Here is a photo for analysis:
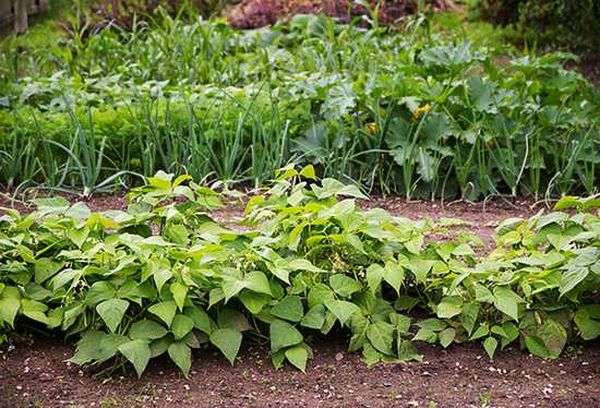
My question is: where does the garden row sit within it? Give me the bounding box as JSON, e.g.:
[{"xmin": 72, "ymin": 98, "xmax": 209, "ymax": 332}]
[
  {"xmin": 0, "ymin": 168, "xmax": 599, "ymax": 376},
  {"xmin": 1, "ymin": 14, "xmax": 599, "ymax": 199}
]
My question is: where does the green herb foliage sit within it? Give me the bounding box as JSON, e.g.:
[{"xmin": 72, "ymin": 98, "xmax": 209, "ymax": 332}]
[{"xmin": 0, "ymin": 13, "xmax": 598, "ymax": 198}]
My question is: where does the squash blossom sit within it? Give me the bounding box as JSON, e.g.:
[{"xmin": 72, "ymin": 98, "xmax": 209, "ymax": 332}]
[
  {"xmin": 413, "ymin": 103, "xmax": 432, "ymax": 120},
  {"xmin": 366, "ymin": 122, "xmax": 377, "ymax": 134}
]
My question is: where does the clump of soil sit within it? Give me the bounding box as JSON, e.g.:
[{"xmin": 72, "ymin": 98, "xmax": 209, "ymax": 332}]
[{"xmin": 226, "ymin": 0, "xmax": 457, "ymax": 29}]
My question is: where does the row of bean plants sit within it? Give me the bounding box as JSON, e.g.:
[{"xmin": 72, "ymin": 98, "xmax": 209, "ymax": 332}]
[{"xmin": 0, "ymin": 168, "xmax": 598, "ymax": 376}]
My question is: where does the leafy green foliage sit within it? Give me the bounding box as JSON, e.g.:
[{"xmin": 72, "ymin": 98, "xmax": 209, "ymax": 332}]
[
  {"xmin": 0, "ymin": 170, "xmax": 599, "ymax": 377},
  {"xmin": 0, "ymin": 14, "xmax": 598, "ymax": 199}
]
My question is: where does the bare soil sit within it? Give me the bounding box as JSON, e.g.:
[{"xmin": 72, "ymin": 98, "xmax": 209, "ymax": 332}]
[
  {"xmin": 1, "ymin": 335, "xmax": 599, "ymax": 408},
  {"xmin": 3, "ymin": 194, "xmax": 593, "ymax": 408}
]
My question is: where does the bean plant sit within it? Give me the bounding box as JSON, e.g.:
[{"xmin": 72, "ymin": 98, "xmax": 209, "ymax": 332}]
[{"xmin": 0, "ymin": 168, "xmax": 598, "ymax": 376}]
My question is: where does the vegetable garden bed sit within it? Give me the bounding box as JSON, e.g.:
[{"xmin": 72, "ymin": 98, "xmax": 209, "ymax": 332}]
[{"xmin": 0, "ymin": 169, "xmax": 599, "ymax": 407}]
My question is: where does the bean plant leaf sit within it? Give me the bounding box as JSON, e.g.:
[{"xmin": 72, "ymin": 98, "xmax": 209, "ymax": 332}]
[
  {"xmin": 129, "ymin": 319, "xmax": 168, "ymax": 340},
  {"xmin": 96, "ymin": 299, "xmax": 129, "ymax": 333},
  {"xmin": 524, "ymin": 335, "xmax": 550, "ymax": 359},
  {"xmin": 324, "ymin": 299, "xmax": 360, "ymax": 325},
  {"xmin": 574, "ymin": 305, "xmax": 600, "ymax": 340},
  {"xmin": 34, "ymin": 259, "xmax": 64, "ymax": 284},
  {"xmin": 172, "ymin": 314, "xmax": 194, "ymax": 340},
  {"xmin": 537, "ymin": 319, "xmax": 567, "ymax": 358},
  {"xmin": 168, "ymin": 342, "xmax": 192, "ymax": 377},
  {"xmin": 329, "ymin": 275, "xmax": 362, "ymax": 297},
  {"xmin": 210, "ymin": 328, "xmax": 243, "ymax": 365},
  {"xmin": 483, "ymin": 336, "xmax": 498, "ymax": 359},
  {"xmin": 493, "ymin": 287, "xmax": 522, "ymax": 321},
  {"xmin": 149, "ymin": 301, "xmax": 178, "ymax": 327},
  {"xmin": 271, "ymin": 296, "xmax": 304, "ymax": 322},
  {"xmin": 118, "ymin": 339, "xmax": 151, "ymax": 378},
  {"xmin": 270, "ymin": 319, "xmax": 303, "ymax": 353},
  {"xmin": 0, "ymin": 297, "xmax": 21, "ymax": 327},
  {"xmin": 366, "ymin": 321, "xmax": 394, "ymax": 355},
  {"xmin": 170, "ymin": 282, "xmax": 189, "ymax": 311},
  {"xmin": 383, "ymin": 262, "xmax": 404, "ymax": 295},
  {"xmin": 559, "ymin": 267, "xmax": 589, "ymax": 297},
  {"xmin": 437, "ymin": 296, "xmax": 463, "ymax": 319},
  {"xmin": 300, "ymin": 305, "xmax": 326, "ymax": 329},
  {"xmin": 439, "ymin": 327, "xmax": 456, "ymax": 348},
  {"xmin": 285, "ymin": 344, "xmax": 309, "ymax": 372},
  {"xmin": 459, "ymin": 302, "xmax": 479, "ymax": 336}
]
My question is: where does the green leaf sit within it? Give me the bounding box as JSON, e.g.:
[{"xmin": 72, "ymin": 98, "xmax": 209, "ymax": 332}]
[
  {"xmin": 118, "ymin": 339, "xmax": 151, "ymax": 378},
  {"xmin": 270, "ymin": 319, "xmax": 303, "ymax": 353},
  {"xmin": 0, "ymin": 297, "xmax": 21, "ymax": 327},
  {"xmin": 185, "ymin": 306, "xmax": 215, "ymax": 335},
  {"xmin": 85, "ymin": 282, "xmax": 116, "ymax": 306},
  {"xmin": 244, "ymin": 271, "xmax": 273, "ymax": 296},
  {"xmin": 483, "ymin": 336, "xmax": 498, "ymax": 359},
  {"xmin": 525, "ymin": 335, "xmax": 550, "ymax": 359},
  {"xmin": 222, "ymin": 279, "xmax": 246, "ymax": 302},
  {"xmin": 329, "ymin": 274, "xmax": 362, "ymax": 297},
  {"xmin": 217, "ymin": 309, "xmax": 252, "ymax": 332},
  {"xmin": 366, "ymin": 321, "xmax": 394, "ymax": 355},
  {"xmin": 499, "ymin": 230, "xmax": 521, "ymax": 246},
  {"xmin": 500, "ymin": 322, "xmax": 520, "ymax": 349},
  {"xmin": 474, "ymin": 284, "xmax": 494, "ymax": 303},
  {"xmin": 324, "ymin": 299, "xmax": 359, "ymax": 325},
  {"xmin": 129, "ymin": 319, "xmax": 167, "ymax": 340},
  {"xmin": 559, "ymin": 267, "xmax": 589, "ymax": 297},
  {"xmin": 397, "ymin": 340, "xmax": 423, "ymax": 362},
  {"xmin": 389, "ymin": 313, "xmax": 411, "ymax": 335},
  {"xmin": 153, "ymin": 268, "xmax": 172, "ymax": 293},
  {"xmin": 554, "ymin": 196, "xmax": 580, "ymax": 210},
  {"xmin": 439, "ymin": 327, "xmax": 456, "ymax": 348},
  {"xmin": 394, "ymin": 295, "xmax": 420, "ymax": 312},
  {"xmin": 382, "ymin": 262, "xmax": 404, "ymax": 295},
  {"xmin": 20, "ymin": 299, "xmax": 48, "ymax": 324},
  {"xmin": 470, "ymin": 324, "xmax": 489, "ymax": 340},
  {"xmin": 170, "ymin": 282, "xmax": 188, "ymax": 311},
  {"xmin": 574, "ymin": 305, "xmax": 600, "ymax": 340},
  {"xmin": 168, "ymin": 342, "xmax": 192, "ymax": 377},
  {"xmin": 172, "ymin": 314, "xmax": 194, "ymax": 340},
  {"xmin": 210, "ymin": 328, "xmax": 243, "ymax": 365},
  {"xmin": 150, "ymin": 337, "xmax": 171, "ymax": 358},
  {"xmin": 459, "ymin": 302, "xmax": 479, "ymax": 336},
  {"xmin": 96, "ymin": 299, "xmax": 129, "ymax": 333},
  {"xmin": 70, "ymin": 331, "xmax": 128, "ymax": 365},
  {"xmin": 537, "ymin": 319, "xmax": 567, "ymax": 358},
  {"xmin": 34, "ymin": 259, "xmax": 64, "ymax": 284},
  {"xmin": 436, "ymin": 296, "xmax": 463, "ymax": 319},
  {"xmin": 148, "ymin": 301, "xmax": 178, "ymax": 327},
  {"xmin": 361, "ymin": 342, "xmax": 382, "ymax": 366},
  {"xmin": 413, "ymin": 328, "xmax": 437, "ymax": 343},
  {"xmin": 299, "ymin": 164, "xmax": 317, "ymax": 180},
  {"xmin": 493, "ymin": 287, "xmax": 521, "ymax": 321},
  {"xmin": 271, "ymin": 296, "xmax": 304, "ymax": 322},
  {"xmin": 239, "ymin": 290, "xmax": 270, "ymax": 315},
  {"xmin": 366, "ymin": 264, "xmax": 383, "ymax": 294},
  {"xmin": 416, "ymin": 318, "xmax": 447, "ymax": 331},
  {"xmin": 285, "ymin": 344, "xmax": 309, "ymax": 372},
  {"xmin": 300, "ymin": 305, "xmax": 326, "ymax": 329}
]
